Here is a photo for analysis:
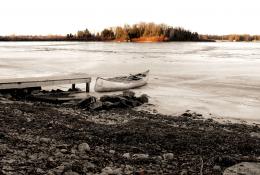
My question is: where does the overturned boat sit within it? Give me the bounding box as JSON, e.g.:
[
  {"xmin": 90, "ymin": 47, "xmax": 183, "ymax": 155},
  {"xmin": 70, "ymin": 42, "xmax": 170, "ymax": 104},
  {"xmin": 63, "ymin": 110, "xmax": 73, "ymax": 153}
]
[{"xmin": 94, "ymin": 70, "xmax": 149, "ymax": 92}]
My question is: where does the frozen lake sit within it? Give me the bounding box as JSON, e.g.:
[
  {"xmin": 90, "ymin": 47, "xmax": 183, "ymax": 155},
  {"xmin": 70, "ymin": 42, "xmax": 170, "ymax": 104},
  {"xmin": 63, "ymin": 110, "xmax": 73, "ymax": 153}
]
[{"xmin": 1, "ymin": 41, "xmax": 260, "ymax": 122}]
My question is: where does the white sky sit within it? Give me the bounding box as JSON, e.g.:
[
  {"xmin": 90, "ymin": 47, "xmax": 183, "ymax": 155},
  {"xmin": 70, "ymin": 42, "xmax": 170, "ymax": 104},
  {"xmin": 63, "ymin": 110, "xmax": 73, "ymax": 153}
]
[{"xmin": 0, "ymin": 0, "xmax": 259, "ymax": 35}]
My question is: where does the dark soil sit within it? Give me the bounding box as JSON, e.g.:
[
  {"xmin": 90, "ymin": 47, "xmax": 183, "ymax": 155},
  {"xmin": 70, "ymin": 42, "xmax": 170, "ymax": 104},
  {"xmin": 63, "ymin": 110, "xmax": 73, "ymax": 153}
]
[{"xmin": 0, "ymin": 101, "xmax": 260, "ymax": 174}]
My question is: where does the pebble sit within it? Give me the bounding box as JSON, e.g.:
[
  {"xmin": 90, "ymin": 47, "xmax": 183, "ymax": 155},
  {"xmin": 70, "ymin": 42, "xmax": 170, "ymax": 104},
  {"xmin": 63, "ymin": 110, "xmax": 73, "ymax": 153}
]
[
  {"xmin": 78, "ymin": 143, "xmax": 90, "ymax": 153},
  {"xmin": 213, "ymin": 165, "xmax": 221, "ymax": 171},
  {"xmin": 180, "ymin": 169, "xmax": 188, "ymax": 175},
  {"xmin": 36, "ymin": 168, "xmax": 45, "ymax": 174},
  {"xmin": 13, "ymin": 109, "xmax": 23, "ymax": 116},
  {"xmin": 1, "ymin": 159, "xmax": 16, "ymax": 164},
  {"xmin": 109, "ymin": 150, "xmax": 115, "ymax": 154},
  {"xmin": 26, "ymin": 117, "xmax": 32, "ymax": 122},
  {"xmin": 156, "ymin": 156, "xmax": 163, "ymax": 161},
  {"xmin": 29, "ymin": 153, "xmax": 38, "ymax": 160},
  {"xmin": 101, "ymin": 167, "xmax": 114, "ymax": 174},
  {"xmin": 2, "ymin": 165, "xmax": 14, "ymax": 171},
  {"xmin": 63, "ymin": 171, "xmax": 80, "ymax": 175},
  {"xmin": 250, "ymin": 132, "xmax": 260, "ymax": 138},
  {"xmin": 132, "ymin": 154, "xmax": 149, "ymax": 159},
  {"xmin": 60, "ymin": 149, "xmax": 68, "ymax": 153},
  {"xmin": 40, "ymin": 137, "xmax": 51, "ymax": 144},
  {"xmin": 95, "ymin": 146, "xmax": 104, "ymax": 153},
  {"xmin": 123, "ymin": 153, "xmax": 130, "ymax": 159},
  {"xmin": 163, "ymin": 153, "xmax": 174, "ymax": 160},
  {"xmin": 83, "ymin": 161, "xmax": 96, "ymax": 170},
  {"xmin": 53, "ymin": 165, "xmax": 65, "ymax": 174},
  {"xmin": 124, "ymin": 165, "xmax": 133, "ymax": 174}
]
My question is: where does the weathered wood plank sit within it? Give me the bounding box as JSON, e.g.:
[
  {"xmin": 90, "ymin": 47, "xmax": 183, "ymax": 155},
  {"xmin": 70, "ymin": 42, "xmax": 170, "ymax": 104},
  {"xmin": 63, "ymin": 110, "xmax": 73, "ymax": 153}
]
[{"xmin": 0, "ymin": 74, "xmax": 91, "ymax": 91}]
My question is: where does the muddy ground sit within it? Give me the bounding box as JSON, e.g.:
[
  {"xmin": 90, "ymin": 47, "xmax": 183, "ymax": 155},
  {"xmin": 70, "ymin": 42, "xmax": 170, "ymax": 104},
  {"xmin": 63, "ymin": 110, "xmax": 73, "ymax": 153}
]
[{"xmin": 1, "ymin": 99, "xmax": 260, "ymax": 174}]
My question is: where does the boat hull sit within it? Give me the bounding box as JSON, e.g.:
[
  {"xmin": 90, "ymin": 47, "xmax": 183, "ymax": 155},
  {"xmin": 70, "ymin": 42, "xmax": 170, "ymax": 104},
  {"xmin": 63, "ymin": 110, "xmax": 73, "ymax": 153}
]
[{"xmin": 94, "ymin": 71, "xmax": 149, "ymax": 92}]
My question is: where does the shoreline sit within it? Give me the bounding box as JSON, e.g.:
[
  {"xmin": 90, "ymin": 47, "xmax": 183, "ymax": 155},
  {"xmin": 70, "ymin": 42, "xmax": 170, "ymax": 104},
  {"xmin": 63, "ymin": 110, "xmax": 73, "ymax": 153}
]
[
  {"xmin": 1, "ymin": 96, "xmax": 260, "ymax": 174},
  {"xmin": 0, "ymin": 39, "xmax": 215, "ymax": 42}
]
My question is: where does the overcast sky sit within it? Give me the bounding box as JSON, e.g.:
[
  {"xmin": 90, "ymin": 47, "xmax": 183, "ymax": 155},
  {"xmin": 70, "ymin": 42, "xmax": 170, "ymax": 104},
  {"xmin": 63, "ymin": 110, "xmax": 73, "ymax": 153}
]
[{"xmin": 0, "ymin": 0, "xmax": 259, "ymax": 35}]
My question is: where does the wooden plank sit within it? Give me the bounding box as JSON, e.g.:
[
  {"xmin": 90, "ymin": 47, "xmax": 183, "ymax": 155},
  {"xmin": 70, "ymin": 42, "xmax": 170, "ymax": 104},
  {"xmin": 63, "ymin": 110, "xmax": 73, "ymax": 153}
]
[{"xmin": 0, "ymin": 74, "xmax": 91, "ymax": 90}]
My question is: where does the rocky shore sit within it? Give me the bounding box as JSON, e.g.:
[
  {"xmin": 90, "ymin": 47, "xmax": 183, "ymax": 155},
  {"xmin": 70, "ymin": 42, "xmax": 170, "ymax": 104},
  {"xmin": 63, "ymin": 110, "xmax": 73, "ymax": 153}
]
[{"xmin": 1, "ymin": 93, "xmax": 260, "ymax": 174}]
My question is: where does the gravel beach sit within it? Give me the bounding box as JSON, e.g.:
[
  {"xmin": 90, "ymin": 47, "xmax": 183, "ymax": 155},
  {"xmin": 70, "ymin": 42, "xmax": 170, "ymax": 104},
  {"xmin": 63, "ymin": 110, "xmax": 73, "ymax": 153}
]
[{"xmin": 1, "ymin": 98, "xmax": 260, "ymax": 175}]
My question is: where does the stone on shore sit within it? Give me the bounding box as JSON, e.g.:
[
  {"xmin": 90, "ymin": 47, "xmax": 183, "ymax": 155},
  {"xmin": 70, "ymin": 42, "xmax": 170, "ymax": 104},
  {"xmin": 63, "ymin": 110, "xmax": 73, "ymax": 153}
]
[
  {"xmin": 163, "ymin": 153, "xmax": 174, "ymax": 160},
  {"xmin": 78, "ymin": 96, "xmax": 97, "ymax": 108},
  {"xmin": 78, "ymin": 143, "xmax": 90, "ymax": 153},
  {"xmin": 123, "ymin": 153, "xmax": 130, "ymax": 159},
  {"xmin": 223, "ymin": 162, "xmax": 260, "ymax": 175},
  {"xmin": 132, "ymin": 154, "xmax": 149, "ymax": 160}
]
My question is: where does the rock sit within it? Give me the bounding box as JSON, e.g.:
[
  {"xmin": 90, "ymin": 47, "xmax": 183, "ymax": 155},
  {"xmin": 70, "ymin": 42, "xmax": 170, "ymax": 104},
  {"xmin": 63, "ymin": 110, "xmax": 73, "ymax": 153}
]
[
  {"xmin": 40, "ymin": 137, "xmax": 51, "ymax": 144},
  {"xmin": 26, "ymin": 117, "xmax": 32, "ymax": 122},
  {"xmin": 182, "ymin": 112, "xmax": 192, "ymax": 117},
  {"xmin": 38, "ymin": 153, "xmax": 49, "ymax": 160},
  {"xmin": 223, "ymin": 162, "xmax": 260, "ymax": 175},
  {"xmin": 1, "ymin": 159, "xmax": 16, "ymax": 164},
  {"xmin": 155, "ymin": 156, "xmax": 163, "ymax": 162},
  {"xmin": 123, "ymin": 153, "xmax": 131, "ymax": 159},
  {"xmin": 13, "ymin": 109, "xmax": 23, "ymax": 116},
  {"xmin": 78, "ymin": 96, "xmax": 96, "ymax": 108},
  {"xmin": 109, "ymin": 150, "xmax": 115, "ymax": 154},
  {"xmin": 89, "ymin": 101, "xmax": 103, "ymax": 110},
  {"xmin": 47, "ymin": 170, "xmax": 56, "ymax": 175},
  {"xmin": 218, "ymin": 156, "xmax": 236, "ymax": 167},
  {"xmin": 134, "ymin": 171, "xmax": 145, "ymax": 175},
  {"xmin": 124, "ymin": 165, "xmax": 134, "ymax": 174},
  {"xmin": 60, "ymin": 149, "xmax": 68, "ymax": 153},
  {"xmin": 3, "ymin": 93, "xmax": 12, "ymax": 99},
  {"xmin": 53, "ymin": 165, "xmax": 65, "ymax": 174},
  {"xmin": 71, "ymin": 148, "xmax": 77, "ymax": 154},
  {"xmin": 36, "ymin": 168, "xmax": 45, "ymax": 174},
  {"xmin": 100, "ymin": 95, "xmax": 122, "ymax": 103},
  {"xmin": 2, "ymin": 165, "xmax": 14, "ymax": 171},
  {"xmin": 180, "ymin": 169, "xmax": 188, "ymax": 175},
  {"xmin": 102, "ymin": 101, "xmax": 115, "ymax": 109},
  {"xmin": 137, "ymin": 94, "xmax": 149, "ymax": 103},
  {"xmin": 213, "ymin": 165, "xmax": 221, "ymax": 172},
  {"xmin": 132, "ymin": 154, "xmax": 149, "ymax": 160},
  {"xmin": 78, "ymin": 143, "xmax": 90, "ymax": 153},
  {"xmin": 68, "ymin": 87, "xmax": 81, "ymax": 92},
  {"xmin": 54, "ymin": 151, "xmax": 64, "ymax": 158},
  {"xmin": 63, "ymin": 171, "xmax": 80, "ymax": 175},
  {"xmin": 95, "ymin": 146, "xmax": 104, "ymax": 153},
  {"xmin": 123, "ymin": 90, "xmax": 135, "ymax": 98},
  {"xmin": 83, "ymin": 161, "xmax": 95, "ymax": 171},
  {"xmin": 113, "ymin": 168, "xmax": 123, "ymax": 174},
  {"xmin": 163, "ymin": 153, "xmax": 174, "ymax": 160},
  {"xmin": 250, "ymin": 132, "xmax": 260, "ymax": 139},
  {"xmin": 29, "ymin": 153, "xmax": 38, "ymax": 160},
  {"xmin": 102, "ymin": 167, "xmax": 113, "ymax": 174}
]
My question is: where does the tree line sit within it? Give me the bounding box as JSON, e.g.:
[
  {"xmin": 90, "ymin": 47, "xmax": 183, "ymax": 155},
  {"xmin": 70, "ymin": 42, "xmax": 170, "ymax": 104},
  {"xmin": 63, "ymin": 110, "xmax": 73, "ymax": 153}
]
[
  {"xmin": 73, "ymin": 23, "xmax": 201, "ymax": 42},
  {"xmin": 200, "ymin": 34, "xmax": 260, "ymax": 41}
]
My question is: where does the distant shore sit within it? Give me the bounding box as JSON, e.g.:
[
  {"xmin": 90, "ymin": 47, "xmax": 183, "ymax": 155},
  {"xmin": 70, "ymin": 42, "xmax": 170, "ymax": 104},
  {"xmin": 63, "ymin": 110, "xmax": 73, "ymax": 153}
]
[{"xmin": 0, "ymin": 36, "xmax": 214, "ymax": 42}]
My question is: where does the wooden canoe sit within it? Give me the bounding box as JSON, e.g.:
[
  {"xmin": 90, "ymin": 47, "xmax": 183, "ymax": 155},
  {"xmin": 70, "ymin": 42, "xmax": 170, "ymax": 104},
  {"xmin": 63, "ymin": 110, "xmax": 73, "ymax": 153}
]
[{"xmin": 94, "ymin": 70, "xmax": 149, "ymax": 92}]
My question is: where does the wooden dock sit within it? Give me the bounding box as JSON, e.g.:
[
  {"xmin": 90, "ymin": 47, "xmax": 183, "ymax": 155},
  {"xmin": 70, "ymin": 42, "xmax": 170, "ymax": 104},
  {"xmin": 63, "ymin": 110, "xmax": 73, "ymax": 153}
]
[{"xmin": 0, "ymin": 74, "xmax": 91, "ymax": 92}]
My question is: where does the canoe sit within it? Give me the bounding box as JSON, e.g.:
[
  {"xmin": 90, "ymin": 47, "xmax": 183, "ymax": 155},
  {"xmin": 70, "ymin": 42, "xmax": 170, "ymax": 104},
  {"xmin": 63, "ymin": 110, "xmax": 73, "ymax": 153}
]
[{"xmin": 94, "ymin": 70, "xmax": 149, "ymax": 92}]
